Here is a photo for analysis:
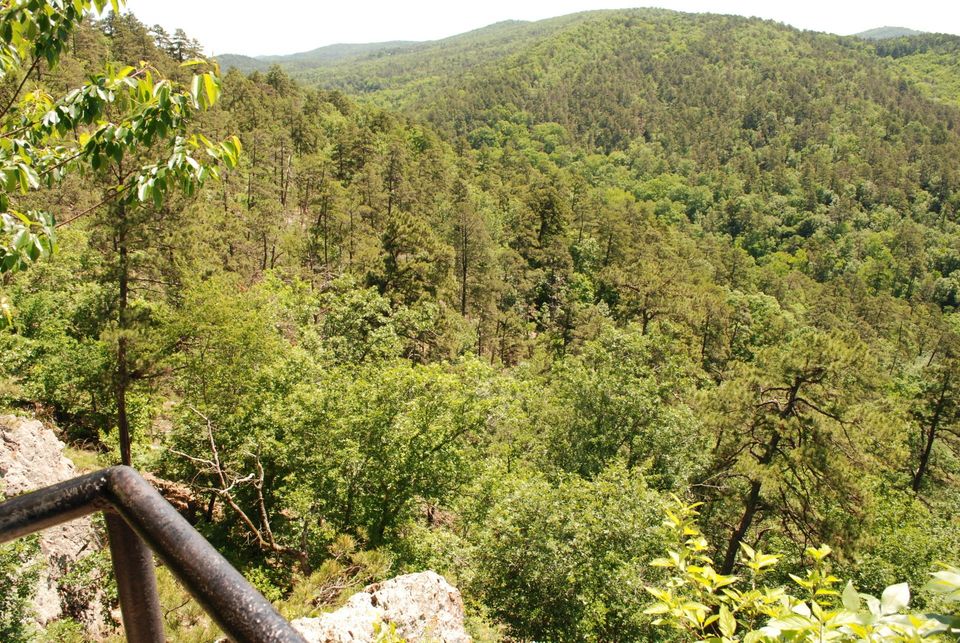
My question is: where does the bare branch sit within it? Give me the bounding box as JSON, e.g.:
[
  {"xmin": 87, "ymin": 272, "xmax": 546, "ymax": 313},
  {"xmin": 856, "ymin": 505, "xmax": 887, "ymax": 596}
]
[
  {"xmin": 794, "ymin": 397, "xmax": 845, "ymax": 424},
  {"xmin": 167, "ymin": 447, "xmax": 215, "ymax": 470},
  {"xmin": 56, "ymin": 183, "xmax": 130, "ymax": 228},
  {"xmin": 180, "ymin": 407, "xmax": 301, "ymax": 561},
  {"xmin": 0, "ymin": 57, "xmax": 41, "ymax": 122}
]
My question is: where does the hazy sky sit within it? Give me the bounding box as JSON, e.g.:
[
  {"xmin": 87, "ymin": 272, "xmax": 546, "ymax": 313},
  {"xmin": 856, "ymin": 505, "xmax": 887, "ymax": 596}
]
[{"xmin": 122, "ymin": 0, "xmax": 960, "ymax": 57}]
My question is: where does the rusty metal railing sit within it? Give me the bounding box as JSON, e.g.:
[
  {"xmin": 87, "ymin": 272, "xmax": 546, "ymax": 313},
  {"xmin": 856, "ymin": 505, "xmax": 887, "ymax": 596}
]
[{"xmin": 0, "ymin": 466, "xmax": 306, "ymax": 643}]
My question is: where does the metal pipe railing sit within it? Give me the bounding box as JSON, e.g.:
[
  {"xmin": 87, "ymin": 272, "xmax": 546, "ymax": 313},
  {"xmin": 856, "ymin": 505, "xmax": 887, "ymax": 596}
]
[{"xmin": 0, "ymin": 466, "xmax": 307, "ymax": 643}]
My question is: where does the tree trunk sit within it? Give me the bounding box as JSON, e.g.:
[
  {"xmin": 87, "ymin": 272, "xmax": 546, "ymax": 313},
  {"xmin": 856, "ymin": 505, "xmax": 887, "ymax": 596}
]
[
  {"xmin": 116, "ymin": 200, "xmax": 132, "ymax": 466},
  {"xmin": 912, "ymin": 371, "xmax": 951, "ymax": 492},
  {"xmin": 720, "ymin": 395, "xmax": 792, "ymax": 574},
  {"xmin": 641, "ymin": 308, "xmax": 654, "ymax": 336},
  {"xmin": 721, "ymin": 479, "xmax": 761, "ymax": 575},
  {"xmin": 721, "ymin": 432, "xmax": 782, "ymax": 575},
  {"xmin": 459, "ymin": 221, "xmax": 468, "ymax": 315}
]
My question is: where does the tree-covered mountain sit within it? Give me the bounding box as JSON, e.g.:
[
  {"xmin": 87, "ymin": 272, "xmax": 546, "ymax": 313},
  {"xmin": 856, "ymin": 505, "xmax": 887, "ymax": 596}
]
[
  {"xmin": 3, "ymin": 6, "xmax": 960, "ymax": 641},
  {"xmin": 856, "ymin": 26, "xmax": 924, "ymax": 40},
  {"xmin": 215, "ymin": 52, "xmax": 269, "ymax": 74},
  {"xmin": 216, "ymin": 40, "xmax": 418, "ymax": 74},
  {"xmin": 213, "ymin": 17, "xmax": 563, "ymax": 81},
  {"xmin": 247, "ymin": 10, "xmax": 960, "ymax": 162},
  {"xmin": 868, "ymin": 32, "xmax": 960, "ymax": 107},
  {"xmin": 224, "ymin": 15, "xmax": 593, "ymax": 97}
]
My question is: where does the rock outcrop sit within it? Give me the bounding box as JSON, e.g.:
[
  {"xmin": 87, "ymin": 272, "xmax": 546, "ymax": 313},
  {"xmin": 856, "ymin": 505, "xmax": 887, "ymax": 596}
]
[
  {"xmin": 0, "ymin": 415, "xmax": 105, "ymax": 636},
  {"xmin": 292, "ymin": 571, "xmax": 471, "ymax": 642}
]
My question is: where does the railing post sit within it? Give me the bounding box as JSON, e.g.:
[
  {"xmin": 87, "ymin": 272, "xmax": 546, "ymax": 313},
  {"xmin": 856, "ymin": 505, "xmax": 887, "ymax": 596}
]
[
  {"xmin": 105, "ymin": 512, "xmax": 165, "ymax": 643},
  {"xmin": 0, "ymin": 467, "xmax": 307, "ymax": 642}
]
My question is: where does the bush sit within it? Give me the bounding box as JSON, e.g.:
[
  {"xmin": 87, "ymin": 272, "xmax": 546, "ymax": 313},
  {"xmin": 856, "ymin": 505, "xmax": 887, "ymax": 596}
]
[
  {"xmin": 0, "ymin": 536, "xmax": 41, "ymax": 643},
  {"xmin": 645, "ymin": 499, "xmax": 960, "ymax": 642},
  {"xmin": 469, "ymin": 464, "xmax": 666, "ymax": 641}
]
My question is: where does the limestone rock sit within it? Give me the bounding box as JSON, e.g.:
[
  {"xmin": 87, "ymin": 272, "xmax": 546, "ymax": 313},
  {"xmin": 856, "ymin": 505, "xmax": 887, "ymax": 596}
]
[
  {"xmin": 0, "ymin": 415, "xmax": 106, "ymax": 636},
  {"xmin": 292, "ymin": 571, "xmax": 471, "ymax": 642}
]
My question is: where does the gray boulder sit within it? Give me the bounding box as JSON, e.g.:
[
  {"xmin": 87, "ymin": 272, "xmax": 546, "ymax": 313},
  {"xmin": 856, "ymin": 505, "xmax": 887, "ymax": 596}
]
[
  {"xmin": 292, "ymin": 571, "xmax": 471, "ymax": 642},
  {"xmin": 0, "ymin": 415, "xmax": 106, "ymax": 636}
]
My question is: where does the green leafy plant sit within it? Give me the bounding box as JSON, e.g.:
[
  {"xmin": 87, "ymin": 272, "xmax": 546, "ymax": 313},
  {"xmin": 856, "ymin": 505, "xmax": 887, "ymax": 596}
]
[
  {"xmin": 645, "ymin": 499, "xmax": 960, "ymax": 641},
  {"xmin": 0, "ymin": 535, "xmax": 41, "ymax": 642},
  {"xmin": 0, "ymin": 0, "xmax": 240, "ymax": 277}
]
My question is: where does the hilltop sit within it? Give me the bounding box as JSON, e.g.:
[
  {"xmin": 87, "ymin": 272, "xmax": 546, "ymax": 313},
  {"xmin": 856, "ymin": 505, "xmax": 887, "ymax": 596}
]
[
  {"xmin": 216, "ymin": 40, "xmax": 417, "ymax": 74},
  {"xmin": 855, "ymin": 26, "xmax": 924, "ymax": 39},
  {"xmin": 215, "ymin": 9, "xmax": 960, "ymax": 156},
  {"xmin": 864, "ymin": 31, "xmax": 960, "ymax": 107},
  {"xmin": 213, "ymin": 19, "xmax": 545, "ymax": 78},
  {"xmin": 217, "ymin": 15, "xmax": 599, "ymax": 94}
]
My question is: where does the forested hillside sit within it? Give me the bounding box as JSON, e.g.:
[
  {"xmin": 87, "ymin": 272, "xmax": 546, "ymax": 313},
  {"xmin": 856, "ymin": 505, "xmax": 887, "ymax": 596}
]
[
  {"xmin": 218, "ymin": 15, "xmax": 604, "ymax": 101},
  {"xmin": 872, "ymin": 32, "xmax": 960, "ymax": 108},
  {"xmin": 3, "ymin": 6, "xmax": 960, "ymax": 641},
  {"xmin": 217, "ymin": 40, "xmax": 418, "ymax": 75}
]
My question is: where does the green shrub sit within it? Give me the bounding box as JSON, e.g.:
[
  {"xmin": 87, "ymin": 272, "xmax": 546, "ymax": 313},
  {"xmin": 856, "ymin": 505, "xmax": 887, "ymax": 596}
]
[
  {"xmin": 0, "ymin": 536, "xmax": 42, "ymax": 643},
  {"xmin": 645, "ymin": 499, "xmax": 960, "ymax": 642}
]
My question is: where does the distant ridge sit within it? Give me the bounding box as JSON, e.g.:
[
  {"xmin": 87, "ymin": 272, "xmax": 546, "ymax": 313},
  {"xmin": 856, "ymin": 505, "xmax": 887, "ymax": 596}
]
[
  {"xmin": 855, "ymin": 26, "xmax": 924, "ymax": 40},
  {"xmin": 218, "ymin": 21, "xmax": 946, "ymax": 74},
  {"xmin": 215, "ymin": 20, "xmax": 543, "ymax": 76},
  {"xmin": 215, "ymin": 53, "xmax": 267, "ymax": 74},
  {"xmin": 216, "ymin": 41, "xmax": 418, "ymax": 74},
  {"xmin": 215, "ymin": 11, "xmax": 959, "ymax": 118}
]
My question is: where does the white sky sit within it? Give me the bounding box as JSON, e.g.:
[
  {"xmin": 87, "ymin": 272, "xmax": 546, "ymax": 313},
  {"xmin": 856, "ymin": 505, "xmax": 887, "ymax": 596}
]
[{"xmin": 121, "ymin": 0, "xmax": 960, "ymax": 57}]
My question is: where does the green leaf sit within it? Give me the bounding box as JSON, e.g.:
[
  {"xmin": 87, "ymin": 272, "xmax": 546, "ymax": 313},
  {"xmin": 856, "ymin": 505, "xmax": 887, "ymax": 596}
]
[
  {"xmin": 11, "ymin": 229, "xmax": 28, "ymax": 250},
  {"xmin": 718, "ymin": 605, "xmax": 736, "ymax": 638},
  {"xmin": 805, "ymin": 544, "xmax": 832, "ymax": 563},
  {"xmin": 0, "ymin": 294, "xmax": 12, "ymax": 327},
  {"xmin": 203, "ymin": 73, "xmax": 220, "ymax": 107},
  {"xmin": 645, "ymin": 587, "xmax": 671, "ymax": 602},
  {"xmin": 841, "ymin": 581, "xmax": 860, "ymax": 612},
  {"xmin": 189, "ymin": 74, "xmax": 202, "ymax": 109},
  {"xmin": 924, "ymin": 567, "xmax": 960, "ymax": 601},
  {"xmin": 880, "ymin": 583, "xmax": 909, "ymax": 615},
  {"xmin": 925, "ymin": 614, "xmax": 960, "ymax": 633},
  {"xmin": 768, "ymin": 614, "xmax": 815, "ymax": 631},
  {"xmin": 789, "ymin": 573, "xmax": 812, "ymax": 589}
]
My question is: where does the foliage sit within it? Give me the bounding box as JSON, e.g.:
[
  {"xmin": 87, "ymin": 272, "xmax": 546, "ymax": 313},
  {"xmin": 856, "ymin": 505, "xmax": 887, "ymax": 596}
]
[
  {"xmin": 0, "ymin": 535, "xmax": 41, "ymax": 642},
  {"xmin": 53, "ymin": 542, "xmax": 116, "ymax": 631},
  {"xmin": 468, "ymin": 465, "xmax": 666, "ymax": 641},
  {"xmin": 645, "ymin": 499, "xmax": 960, "ymax": 641},
  {"xmin": 542, "ymin": 325, "xmax": 705, "ymax": 484},
  {"xmin": 280, "ymin": 358, "xmax": 495, "ymax": 548},
  {"xmin": 278, "ymin": 534, "xmax": 392, "ymax": 620},
  {"xmin": 0, "ymin": 0, "xmax": 239, "ymax": 277}
]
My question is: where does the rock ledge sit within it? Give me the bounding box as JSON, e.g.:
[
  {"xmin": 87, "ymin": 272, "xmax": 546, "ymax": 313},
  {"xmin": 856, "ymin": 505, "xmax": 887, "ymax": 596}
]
[
  {"xmin": 292, "ymin": 570, "xmax": 471, "ymax": 642},
  {"xmin": 0, "ymin": 415, "xmax": 105, "ymax": 635}
]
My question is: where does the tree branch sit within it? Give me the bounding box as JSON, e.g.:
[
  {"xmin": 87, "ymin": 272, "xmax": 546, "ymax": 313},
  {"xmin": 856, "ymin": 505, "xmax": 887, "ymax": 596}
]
[
  {"xmin": 56, "ymin": 183, "xmax": 130, "ymax": 228},
  {"xmin": 794, "ymin": 397, "xmax": 845, "ymax": 424},
  {"xmin": 0, "ymin": 57, "xmax": 41, "ymax": 122},
  {"xmin": 180, "ymin": 406, "xmax": 300, "ymax": 561}
]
